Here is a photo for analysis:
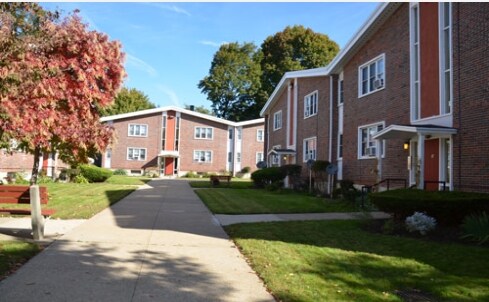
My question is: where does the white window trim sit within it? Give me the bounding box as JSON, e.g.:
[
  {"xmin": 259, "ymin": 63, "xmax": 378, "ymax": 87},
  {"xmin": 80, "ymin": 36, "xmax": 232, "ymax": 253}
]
[
  {"xmin": 358, "ymin": 53, "xmax": 386, "ymax": 98},
  {"xmin": 193, "ymin": 150, "xmax": 213, "ymax": 163},
  {"xmin": 357, "ymin": 122, "xmax": 386, "ymax": 159},
  {"xmin": 338, "ymin": 74, "xmax": 344, "ymax": 106},
  {"xmin": 337, "ymin": 133, "xmax": 343, "ymax": 160},
  {"xmin": 127, "ymin": 147, "xmax": 147, "ymax": 161},
  {"xmin": 410, "ymin": 3, "xmax": 421, "ymax": 122},
  {"xmin": 304, "ymin": 91, "xmax": 318, "ymax": 119},
  {"xmin": 127, "ymin": 124, "xmax": 148, "ymax": 137},
  {"xmin": 303, "ymin": 136, "xmax": 317, "ymax": 162},
  {"xmin": 194, "ymin": 127, "xmax": 214, "ymax": 140},
  {"xmin": 256, "ymin": 129, "xmax": 264, "ymax": 142},
  {"xmin": 273, "ymin": 110, "xmax": 282, "ymax": 131},
  {"xmin": 438, "ymin": 2, "xmax": 453, "ymax": 116}
]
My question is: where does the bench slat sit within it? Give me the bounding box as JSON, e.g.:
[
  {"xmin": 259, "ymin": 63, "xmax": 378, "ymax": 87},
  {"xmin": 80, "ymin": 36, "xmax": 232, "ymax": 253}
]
[{"xmin": 0, "ymin": 208, "xmax": 55, "ymax": 216}]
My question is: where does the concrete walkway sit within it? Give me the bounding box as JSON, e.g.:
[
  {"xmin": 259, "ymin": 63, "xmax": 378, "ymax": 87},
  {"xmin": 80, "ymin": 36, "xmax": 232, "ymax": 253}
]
[
  {"xmin": 215, "ymin": 211, "xmax": 390, "ymax": 226},
  {"xmin": 0, "ymin": 179, "xmax": 274, "ymax": 302}
]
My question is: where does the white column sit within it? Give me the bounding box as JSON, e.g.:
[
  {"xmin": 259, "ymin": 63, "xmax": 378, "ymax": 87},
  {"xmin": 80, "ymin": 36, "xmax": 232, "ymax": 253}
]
[
  {"xmin": 376, "ymin": 140, "xmax": 382, "ymax": 182},
  {"xmin": 417, "ymin": 134, "xmax": 425, "ymax": 189}
]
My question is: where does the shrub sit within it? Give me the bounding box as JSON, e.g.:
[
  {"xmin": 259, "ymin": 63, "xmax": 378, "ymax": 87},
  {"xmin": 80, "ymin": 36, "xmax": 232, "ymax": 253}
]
[
  {"xmin": 144, "ymin": 170, "xmax": 159, "ymax": 178},
  {"xmin": 339, "ymin": 179, "xmax": 358, "ymax": 203},
  {"xmin": 14, "ymin": 172, "xmax": 29, "ymax": 184},
  {"xmin": 280, "ymin": 164, "xmax": 303, "ymax": 190},
  {"xmin": 251, "ymin": 167, "xmax": 286, "ymax": 188},
  {"xmin": 113, "ymin": 169, "xmax": 127, "ymax": 176},
  {"xmin": 405, "ymin": 212, "xmax": 437, "ymax": 235},
  {"xmin": 461, "ymin": 212, "xmax": 489, "ymax": 245},
  {"xmin": 240, "ymin": 166, "xmax": 251, "ymax": 174},
  {"xmin": 38, "ymin": 175, "xmax": 54, "ymax": 184},
  {"xmin": 73, "ymin": 174, "xmax": 89, "ymax": 184},
  {"xmin": 79, "ymin": 164, "xmax": 113, "ymax": 183},
  {"xmin": 370, "ymin": 189, "xmax": 489, "ymax": 226},
  {"xmin": 184, "ymin": 171, "xmax": 199, "ymax": 178}
]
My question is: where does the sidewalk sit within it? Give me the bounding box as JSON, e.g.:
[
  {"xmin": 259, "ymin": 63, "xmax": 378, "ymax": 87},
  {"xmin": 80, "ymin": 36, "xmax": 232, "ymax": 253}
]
[{"xmin": 0, "ymin": 179, "xmax": 274, "ymax": 302}]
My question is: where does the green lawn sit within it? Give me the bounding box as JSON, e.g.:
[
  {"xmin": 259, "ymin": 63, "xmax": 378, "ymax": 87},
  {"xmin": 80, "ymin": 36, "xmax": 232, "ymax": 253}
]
[
  {"xmin": 188, "ymin": 178, "xmax": 253, "ymax": 189},
  {"xmin": 0, "ymin": 176, "xmax": 151, "ymax": 219},
  {"xmin": 0, "ymin": 241, "xmax": 40, "ymax": 281},
  {"xmin": 195, "ymin": 188, "xmax": 357, "ymax": 214},
  {"xmin": 226, "ymin": 220, "xmax": 489, "ymax": 302}
]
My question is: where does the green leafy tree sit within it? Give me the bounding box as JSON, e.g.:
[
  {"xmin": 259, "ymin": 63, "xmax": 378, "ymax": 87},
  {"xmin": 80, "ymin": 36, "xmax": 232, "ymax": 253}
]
[
  {"xmin": 100, "ymin": 87, "xmax": 156, "ymax": 116},
  {"xmin": 198, "ymin": 42, "xmax": 265, "ymax": 121},
  {"xmin": 260, "ymin": 25, "xmax": 339, "ymax": 96},
  {"xmin": 184, "ymin": 104, "xmax": 214, "ymax": 116}
]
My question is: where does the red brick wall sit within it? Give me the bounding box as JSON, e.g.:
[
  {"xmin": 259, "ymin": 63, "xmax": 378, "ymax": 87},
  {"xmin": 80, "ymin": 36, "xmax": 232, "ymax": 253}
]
[
  {"xmin": 106, "ymin": 112, "xmax": 162, "ymax": 171},
  {"xmin": 267, "ymin": 87, "xmax": 288, "ymax": 151},
  {"xmin": 342, "ymin": 4, "xmax": 411, "ymax": 185},
  {"xmin": 241, "ymin": 124, "xmax": 265, "ymax": 173},
  {"xmin": 0, "ymin": 151, "xmax": 35, "ymax": 176},
  {"xmin": 452, "ymin": 3, "xmax": 489, "ymax": 192}
]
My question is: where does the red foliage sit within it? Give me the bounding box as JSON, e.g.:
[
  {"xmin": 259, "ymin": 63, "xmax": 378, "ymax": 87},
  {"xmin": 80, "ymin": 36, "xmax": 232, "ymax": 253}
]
[{"xmin": 0, "ymin": 13, "xmax": 125, "ymax": 162}]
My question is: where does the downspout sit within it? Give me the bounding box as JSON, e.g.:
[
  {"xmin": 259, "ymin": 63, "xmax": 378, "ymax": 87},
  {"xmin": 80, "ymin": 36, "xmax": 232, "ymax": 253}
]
[{"xmin": 456, "ymin": 3, "xmax": 462, "ymax": 190}]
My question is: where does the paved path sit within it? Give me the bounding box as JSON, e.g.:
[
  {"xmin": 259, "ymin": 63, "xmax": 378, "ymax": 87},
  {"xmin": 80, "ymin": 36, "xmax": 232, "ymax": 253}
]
[
  {"xmin": 215, "ymin": 211, "xmax": 390, "ymax": 226},
  {"xmin": 0, "ymin": 179, "xmax": 274, "ymax": 302}
]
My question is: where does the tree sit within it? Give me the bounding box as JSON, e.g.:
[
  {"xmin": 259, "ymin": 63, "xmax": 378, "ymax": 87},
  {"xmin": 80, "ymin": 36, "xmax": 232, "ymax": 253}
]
[
  {"xmin": 100, "ymin": 87, "xmax": 156, "ymax": 116},
  {"xmin": 184, "ymin": 104, "xmax": 214, "ymax": 116},
  {"xmin": 260, "ymin": 25, "xmax": 339, "ymax": 96},
  {"xmin": 198, "ymin": 42, "xmax": 265, "ymax": 121},
  {"xmin": 0, "ymin": 6, "xmax": 125, "ymax": 184}
]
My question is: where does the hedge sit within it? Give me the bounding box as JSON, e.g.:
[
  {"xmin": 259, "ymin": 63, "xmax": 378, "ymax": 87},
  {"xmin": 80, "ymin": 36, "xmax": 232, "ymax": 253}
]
[
  {"xmin": 251, "ymin": 167, "xmax": 286, "ymax": 188},
  {"xmin": 369, "ymin": 189, "xmax": 489, "ymax": 226},
  {"xmin": 79, "ymin": 164, "xmax": 113, "ymax": 183}
]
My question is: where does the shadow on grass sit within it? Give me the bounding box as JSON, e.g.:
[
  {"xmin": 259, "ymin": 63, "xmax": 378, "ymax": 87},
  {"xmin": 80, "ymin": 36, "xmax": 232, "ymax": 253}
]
[
  {"xmin": 226, "ymin": 220, "xmax": 489, "ymax": 302},
  {"xmin": 0, "ymin": 239, "xmax": 244, "ymax": 301}
]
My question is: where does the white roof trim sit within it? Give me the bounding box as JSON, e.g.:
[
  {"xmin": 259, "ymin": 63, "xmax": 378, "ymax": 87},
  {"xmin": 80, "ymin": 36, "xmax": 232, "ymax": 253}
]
[
  {"xmin": 100, "ymin": 106, "xmax": 263, "ymax": 127},
  {"xmin": 260, "ymin": 67, "xmax": 329, "ymax": 117},
  {"xmin": 373, "ymin": 124, "xmax": 457, "ymax": 140}
]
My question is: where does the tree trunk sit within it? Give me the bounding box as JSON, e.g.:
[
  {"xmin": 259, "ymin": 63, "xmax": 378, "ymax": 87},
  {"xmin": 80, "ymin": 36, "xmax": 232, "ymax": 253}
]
[{"xmin": 30, "ymin": 146, "xmax": 41, "ymax": 185}]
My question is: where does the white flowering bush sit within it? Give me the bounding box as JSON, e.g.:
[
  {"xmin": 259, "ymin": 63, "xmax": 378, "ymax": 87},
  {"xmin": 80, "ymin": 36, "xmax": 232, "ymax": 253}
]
[{"xmin": 405, "ymin": 212, "xmax": 437, "ymax": 235}]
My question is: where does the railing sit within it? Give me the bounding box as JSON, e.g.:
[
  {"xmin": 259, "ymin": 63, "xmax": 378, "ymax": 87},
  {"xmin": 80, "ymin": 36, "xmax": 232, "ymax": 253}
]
[{"xmin": 361, "ymin": 178, "xmax": 407, "ymax": 208}]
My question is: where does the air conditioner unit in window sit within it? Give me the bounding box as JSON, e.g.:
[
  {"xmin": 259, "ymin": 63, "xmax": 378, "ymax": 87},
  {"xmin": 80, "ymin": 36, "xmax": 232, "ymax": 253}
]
[
  {"xmin": 367, "ymin": 147, "xmax": 377, "ymax": 157},
  {"xmin": 373, "ymin": 78, "xmax": 384, "ymax": 89}
]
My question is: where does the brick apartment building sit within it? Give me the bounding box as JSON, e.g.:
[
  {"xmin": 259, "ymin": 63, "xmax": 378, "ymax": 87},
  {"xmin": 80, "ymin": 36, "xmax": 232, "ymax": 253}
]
[
  {"xmin": 262, "ymin": 2, "xmax": 489, "ymax": 193},
  {"xmin": 100, "ymin": 106, "xmax": 265, "ymax": 177}
]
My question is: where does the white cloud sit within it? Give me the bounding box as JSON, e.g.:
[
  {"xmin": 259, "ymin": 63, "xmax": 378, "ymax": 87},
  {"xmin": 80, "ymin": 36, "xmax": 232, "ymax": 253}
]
[
  {"xmin": 199, "ymin": 40, "xmax": 229, "ymax": 47},
  {"xmin": 151, "ymin": 4, "xmax": 191, "ymax": 17},
  {"xmin": 126, "ymin": 54, "xmax": 158, "ymax": 77},
  {"xmin": 157, "ymin": 85, "xmax": 181, "ymax": 107}
]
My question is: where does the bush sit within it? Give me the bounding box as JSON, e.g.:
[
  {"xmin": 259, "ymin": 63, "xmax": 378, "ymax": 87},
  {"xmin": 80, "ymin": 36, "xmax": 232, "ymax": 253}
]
[
  {"xmin": 79, "ymin": 164, "xmax": 113, "ymax": 183},
  {"xmin": 14, "ymin": 172, "xmax": 29, "ymax": 184},
  {"xmin": 73, "ymin": 174, "xmax": 89, "ymax": 184},
  {"xmin": 370, "ymin": 189, "xmax": 489, "ymax": 226},
  {"xmin": 113, "ymin": 169, "xmax": 127, "ymax": 176},
  {"xmin": 405, "ymin": 212, "xmax": 437, "ymax": 235},
  {"xmin": 339, "ymin": 179, "xmax": 358, "ymax": 203},
  {"xmin": 461, "ymin": 212, "xmax": 489, "ymax": 245},
  {"xmin": 251, "ymin": 167, "xmax": 286, "ymax": 188},
  {"xmin": 38, "ymin": 175, "xmax": 54, "ymax": 184},
  {"xmin": 240, "ymin": 166, "xmax": 251, "ymax": 174},
  {"xmin": 184, "ymin": 171, "xmax": 199, "ymax": 178},
  {"xmin": 280, "ymin": 164, "xmax": 303, "ymax": 190}
]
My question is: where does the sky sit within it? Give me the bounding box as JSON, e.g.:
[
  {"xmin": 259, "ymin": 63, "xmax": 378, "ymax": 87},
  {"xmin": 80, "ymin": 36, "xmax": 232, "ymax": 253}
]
[{"xmin": 40, "ymin": 2, "xmax": 379, "ymax": 110}]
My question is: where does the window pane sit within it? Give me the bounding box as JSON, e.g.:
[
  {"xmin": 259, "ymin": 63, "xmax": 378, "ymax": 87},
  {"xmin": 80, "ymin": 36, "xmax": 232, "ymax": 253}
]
[
  {"xmin": 413, "ymin": 7, "xmax": 419, "ymax": 42},
  {"xmin": 229, "ymin": 129, "xmax": 233, "ymax": 139},
  {"xmin": 444, "ymin": 29, "xmax": 450, "ymax": 69},
  {"xmin": 377, "ymin": 59, "xmax": 384, "ymax": 78},
  {"xmin": 129, "ymin": 125, "xmax": 134, "ymax": 136},
  {"xmin": 369, "ymin": 63, "xmax": 376, "ymax": 91},
  {"xmin": 140, "ymin": 149, "xmax": 146, "ymax": 160},
  {"xmin": 444, "ymin": 3, "xmax": 450, "ymax": 27},
  {"xmin": 445, "ymin": 71, "xmax": 451, "ymax": 113},
  {"xmin": 207, "ymin": 128, "xmax": 213, "ymax": 139},
  {"xmin": 140, "ymin": 125, "xmax": 147, "ymax": 136}
]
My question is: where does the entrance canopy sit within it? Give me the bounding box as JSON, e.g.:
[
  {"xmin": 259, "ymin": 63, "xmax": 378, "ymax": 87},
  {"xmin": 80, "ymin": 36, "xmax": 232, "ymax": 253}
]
[
  {"xmin": 159, "ymin": 150, "xmax": 179, "ymax": 158},
  {"xmin": 373, "ymin": 124, "xmax": 457, "ymax": 140},
  {"xmin": 267, "ymin": 148, "xmax": 296, "ymax": 156}
]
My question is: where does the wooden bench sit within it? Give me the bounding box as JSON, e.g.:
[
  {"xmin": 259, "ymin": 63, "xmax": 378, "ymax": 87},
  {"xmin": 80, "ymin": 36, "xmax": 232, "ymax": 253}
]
[
  {"xmin": 0, "ymin": 186, "xmax": 55, "ymax": 217},
  {"xmin": 210, "ymin": 175, "xmax": 232, "ymax": 187}
]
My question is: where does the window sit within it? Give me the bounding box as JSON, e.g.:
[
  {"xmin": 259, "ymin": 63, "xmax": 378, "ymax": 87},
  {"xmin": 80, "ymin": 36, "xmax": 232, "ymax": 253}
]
[
  {"xmin": 128, "ymin": 124, "xmax": 148, "ymax": 137},
  {"xmin": 228, "ymin": 152, "xmax": 232, "ymax": 163},
  {"xmin": 193, "ymin": 150, "xmax": 212, "ymax": 163},
  {"xmin": 194, "ymin": 127, "xmax": 213, "ymax": 139},
  {"xmin": 303, "ymin": 137, "xmax": 317, "ymax": 162},
  {"xmin": 359, "ymin": 54, "xmax": 385, "ymax": 96},
  {"xmin": 440, "ymin": 2, "xmax": 452, "ymax": 114},
  {"xmin": 410, "ymin": 4, "xmax": 420, "ymax": 120},
  {"xmin": 228, "ymin": 128, "xmax": 233, "ymax": 139},
  {"xmin": 304, "ymin": 91, "xmax": 318, "ymax": 118},
  {"xmin": 237, "ymin": 128, "xmax": 242, "ymax": 140},
  {"xmin": 358, "ymin": 123, "xmax": 384, "ymax": 158},
  {"xmin": 338, "ymin": 134, "xmax": 343, "ymax": 159},
  {"xmin": 256, "ymin": 152, "xmax": 264, "ymax": 163},
  {"xmin": 237, "ymin": 152, "xmax": 241, "ymax": 163},
  {"xmin": 271, "ymin": 145, "xmax": 281, "ymax": 166},
  {"xmin": 161, "ymin": 115, "xmax": 167, "ymax": 150},
  {"xmin": 273, "ymin": 111, "xmax": 282, "ymax": 130},
  {"xmin": 338, "ymin": 80, "xmax": 344, "ymax": 104},
  {"xmin": 257, "ymin": 129, "xmax": 264, "ymax": 142},
  {"xmin": 127, "ymin": 148, "xmax": 147, "ymax": 161}
]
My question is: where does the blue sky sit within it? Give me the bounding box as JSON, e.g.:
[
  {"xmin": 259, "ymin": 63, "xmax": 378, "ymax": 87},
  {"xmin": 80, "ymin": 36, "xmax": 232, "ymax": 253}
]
[{"xmin": 41, "ymin": 2, "xmax": 379, "ymax": 110}]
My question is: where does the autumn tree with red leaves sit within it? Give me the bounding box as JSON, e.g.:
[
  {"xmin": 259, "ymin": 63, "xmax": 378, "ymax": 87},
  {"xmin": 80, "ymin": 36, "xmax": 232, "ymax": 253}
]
[{"xmin": 0, "ymin": 4, "xmax": 125, "ymax": 184}]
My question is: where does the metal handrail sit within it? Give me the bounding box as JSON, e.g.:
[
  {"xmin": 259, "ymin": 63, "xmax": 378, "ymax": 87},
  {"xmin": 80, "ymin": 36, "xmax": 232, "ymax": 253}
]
[
  {"xmin": 361, "ymin": 178, "xmax": 407, "ymax": 207},
  {"xmin": 423, "ymin": 180, "xmax": 447, "ymax": 191}
]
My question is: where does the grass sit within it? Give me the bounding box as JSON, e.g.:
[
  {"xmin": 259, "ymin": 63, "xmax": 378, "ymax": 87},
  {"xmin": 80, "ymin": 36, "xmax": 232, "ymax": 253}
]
[
  {"xmin": 195, "ymin": 188, "xmax": 357, "ymax": 214},
  {"xmin": 0, "ymin": 176, "xmax": 151, "ymax": 219},
  {"xmin": 188, "ymin": 178, "xmax": 253, "ymax": 189},
  {"xmin": 0, "ymin": 241, "xmax": 40, "ymax": 281},
  {"xmin": 226, "ymin": 220, "xmax": 489, "ymax": 302}
]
